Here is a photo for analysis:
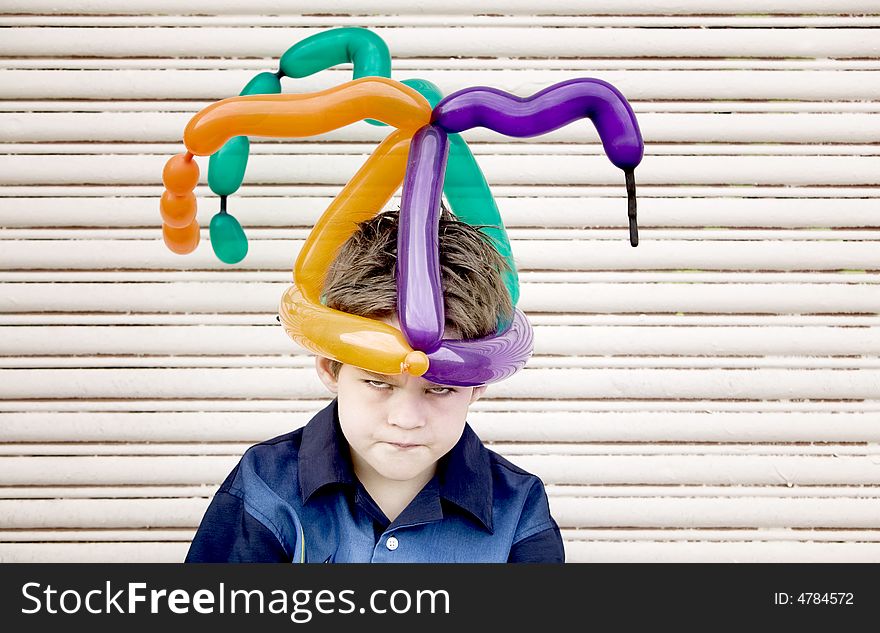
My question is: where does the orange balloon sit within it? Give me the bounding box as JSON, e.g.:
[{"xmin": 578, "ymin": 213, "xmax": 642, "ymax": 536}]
[
  {"xmin": 295, "ymin": 127, "xmax": 413, "ymax": 303},
  {"xmin": 277, "ymin": 129, "xmax": 429, "ymax": 376},
  {"xmin": 279, "ymin": 285, "xmax": 428, "ymax": 377},
  {"xmin": 162, "ymin": 153, "xmax": 199, "ymax": 195},
  {"xmin": 183, "ymin": 77, "xmax": 432, "ymax": 156},
  {"xmin": 166, "ymin": 77, "xmax": 435, "ymax": 374},
  {"xmin": 160, "ymin": 190, "xmax": 197, "ymax": 228},
  {"xmin": 163, "ymin": 220, "xmax": 200, "ymax": 254}
]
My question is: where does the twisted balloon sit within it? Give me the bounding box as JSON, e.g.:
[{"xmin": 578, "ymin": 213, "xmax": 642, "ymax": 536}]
[{"xmin": 159, "ymin": 27, "xmax": 644, "ymax": 386}]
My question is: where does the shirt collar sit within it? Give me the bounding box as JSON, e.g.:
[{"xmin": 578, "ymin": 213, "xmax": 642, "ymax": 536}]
[
  {"xmin": 298, "ymin": 398, "xmax": 494, "ymax": 533},
  {"xmin": 298, "ymin": 398, "xmax": 356, "ymax": 501},
  {"xmin": 437, "ymin": 422, "xmax": 494, "ymax": 533}
]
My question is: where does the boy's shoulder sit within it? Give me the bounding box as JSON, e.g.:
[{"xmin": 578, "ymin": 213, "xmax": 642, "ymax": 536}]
[
  {"xmin": 215, "ymin": 426, "xmax": 305, "ymax": 496},
  {"xmin": 454, "ymin": 424, "xmax": 549, "ymax": 499},
  {"xmin": 245, "ymin": 425, "xmax": 306, "ymax": 459},
  {"xmin": 483, "ymin": 443, "xmax": 534, "ymax": 477},
  {"xmin": 220, "ymin": 400, "xmax": 339, "ymax": 496},
  {"xmin": 451, "ymin": 426, "xmax": 553, "ymax": 539}
]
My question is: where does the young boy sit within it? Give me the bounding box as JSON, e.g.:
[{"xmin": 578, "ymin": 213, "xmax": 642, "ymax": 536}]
[{"xmin": 185, "ymin": 207, "xmax": 564, "ymax": 562}]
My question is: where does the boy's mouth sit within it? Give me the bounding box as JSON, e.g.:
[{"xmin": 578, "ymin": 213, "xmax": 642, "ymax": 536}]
[{"xmin": 385, "ymin": 442, "xmax": 422, "ymax": 450}]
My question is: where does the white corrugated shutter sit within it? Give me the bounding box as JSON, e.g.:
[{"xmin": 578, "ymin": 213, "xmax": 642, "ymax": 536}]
[{"xmin": 1, "ymin": 1, "xmax": 879, "ymax": 563}]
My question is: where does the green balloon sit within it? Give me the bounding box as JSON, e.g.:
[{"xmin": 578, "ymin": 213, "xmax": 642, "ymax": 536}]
[
  {"xmin": 367, "ymin": 77, "xmax": 520, "ymax": 308},
  {"xmin": 241, "ymin": 71, "xmax": 282, "ymax": 96},
  {"xmin": 209, "ymin": 212, "xmax": 248, "ymax": 265},
  {"xmin": 443, "ymin": 133, "xmax": 519, "ymax": 307},
  {"xmin": 279, "ymin": 27, "xmax": 391, "ymax": 80},
  {"xmin": 402, "ymin": 78, "xmax": 443, "ymax": 108},
  {"xmin": 203, "ymin": 28, "xmax": 521, "ymax": 314},
  {"xmin": 208, "ymin": 136, "xmax": 249, "ymax": 197},
  {"xmin": 207, "ymin": 72, "xmax": 282, "ymax": 198}
]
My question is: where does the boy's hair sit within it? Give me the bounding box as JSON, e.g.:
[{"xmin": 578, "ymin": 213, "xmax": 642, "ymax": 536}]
[{"xmin": 321, "ymin": 205, "xmax": 514, "ymax": 379}]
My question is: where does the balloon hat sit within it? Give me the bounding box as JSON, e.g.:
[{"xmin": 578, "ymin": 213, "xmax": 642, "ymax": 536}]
[{"xmin": 160, "ymin": 27, "xmax": 644, "ymax": 387}]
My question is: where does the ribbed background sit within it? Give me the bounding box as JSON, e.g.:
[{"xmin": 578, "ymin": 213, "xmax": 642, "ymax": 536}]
[{"xmin": 1, "ymin": 1, "xmax": 879, "ymax": 563}]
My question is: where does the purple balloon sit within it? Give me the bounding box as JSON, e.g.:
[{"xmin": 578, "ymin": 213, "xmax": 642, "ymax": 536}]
[
  {"xmin": 424, "ymin": 308, "xmax": 534, "ymax": 387},
  {"xmin": 432, "ymin": 78, "xmax": 643, "ymax": 169},
  {"xmin": 431, "ymin": 78, "xmax": 644, "ymax": 247},
  {"xmin": 397, "ymin": 124, "xmax": 449, "ymax": 354}
]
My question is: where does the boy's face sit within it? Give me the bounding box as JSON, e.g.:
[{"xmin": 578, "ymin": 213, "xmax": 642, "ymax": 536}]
[{"xmin": 314, "ymin": 347, "xmax": 486, "ymax": 492}]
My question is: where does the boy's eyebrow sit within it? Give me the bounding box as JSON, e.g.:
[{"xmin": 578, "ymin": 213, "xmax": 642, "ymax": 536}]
[{"xmin": 357, "ymin": 368, "xmax": 450, "ymax": 389}]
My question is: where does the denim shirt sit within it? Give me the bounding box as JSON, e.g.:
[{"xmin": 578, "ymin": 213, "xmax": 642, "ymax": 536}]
[{"xmin": 186, "ymin": 399, "xmax": 564, "ymax": 563}]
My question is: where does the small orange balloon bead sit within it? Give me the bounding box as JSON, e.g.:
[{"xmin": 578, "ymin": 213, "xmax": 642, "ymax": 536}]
[
  {"xmin": 402, "ymin": 351, "xmax": 429, "ymax": 377},
  {"xmin": 163, "ymin": 220, "xmax": 200, "ymax": 254},
  {"xmin": 160, "ymin": 190, "xmax": 197, "ymax": 228},
  {"xmin": 162, "ymin": 152, "xmax": 199, "ymax": 195}
]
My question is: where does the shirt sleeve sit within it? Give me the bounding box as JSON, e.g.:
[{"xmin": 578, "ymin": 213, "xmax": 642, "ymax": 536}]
[
  {"xmin": 508, "ymin": 477, "xmax": 566, "ymax": 563},
  {"xmin": 185, "ymin": 465, "xmax": 290, "ymax": 563},
  {"xmin": 507, "ymin": 521, "xmax": 565, "ymax": 563}
]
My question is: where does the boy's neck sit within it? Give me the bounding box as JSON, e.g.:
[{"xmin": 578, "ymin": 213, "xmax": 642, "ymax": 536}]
[{"xmin": 353, "ymin": 460, "xmax": 437, "ymax": 524}]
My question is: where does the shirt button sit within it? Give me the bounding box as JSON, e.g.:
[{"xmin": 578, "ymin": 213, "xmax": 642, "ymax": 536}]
[{"xmin": 386, "ymin": 536, "xmax": 399, "ymax": 551}]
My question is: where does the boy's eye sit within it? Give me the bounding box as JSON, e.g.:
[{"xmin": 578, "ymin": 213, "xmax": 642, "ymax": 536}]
[
  {"xmin": 363, "ymin": 380, "xmax": 455, "ymax": 395},
  {"xmin": 427, "ymin": 387, "xmax": 454, "ymax": 395}
]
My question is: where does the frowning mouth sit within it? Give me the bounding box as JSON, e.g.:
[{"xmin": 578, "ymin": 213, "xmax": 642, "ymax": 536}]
[{"xmin": 384, "ymin": 442, "xmax": 422, "ymax": 450}]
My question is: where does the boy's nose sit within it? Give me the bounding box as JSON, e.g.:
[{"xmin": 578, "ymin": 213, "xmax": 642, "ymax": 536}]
[{"xmin": 385, "ymin": 392, "xmax": 428, "ymax": 430}]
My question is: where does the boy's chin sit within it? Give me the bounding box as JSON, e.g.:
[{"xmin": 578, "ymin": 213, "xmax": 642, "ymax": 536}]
[{"xmin": 370, "ymin": 459, "xmax": 433, "ymax": 483}]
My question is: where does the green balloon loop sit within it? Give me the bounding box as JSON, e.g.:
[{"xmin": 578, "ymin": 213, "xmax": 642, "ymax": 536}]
[
  {"xmin": 374, "ymin": 78, "xmax": 519, "ymax": 310},
  {"xmin": 401, "ymin": 78, "xmax": 443, "ymax": 108},
  {"xmin": 203, "ymin": 26, "xmax": 521, "ymax": 314},
  {"xmin": 443, "ymin": 133, "xmax": 520, "ymax": 309},
  {"xmin": 279, "ymin": 27, "xmax": 391, "ymax": 80},
  {"xmin": 241, "ymin": 71, "xmax": 284, "ymax": 96},
  {"xmin": 207, "ymin": 71, "xmax": 282, "ymax": 198},
  {"xmin": 278, "ymin": 28, "xmax": 392, "ymax": 126},
  {"xmin": 208, "ymin": 135, "xmax": 250, "ymax": 197},
  {"xmin": 210, "ymin": 210, "xmax": 248, "ymax": 265}
]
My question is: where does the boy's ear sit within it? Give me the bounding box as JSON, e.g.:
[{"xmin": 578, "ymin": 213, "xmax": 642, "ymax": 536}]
[
  {"xmin": 314, "ymin": 356, "xmax": 339, "ymax": 394},
  {"xmin": 469, "ymin": 384, "xmax": 487, "ymax": 404}
]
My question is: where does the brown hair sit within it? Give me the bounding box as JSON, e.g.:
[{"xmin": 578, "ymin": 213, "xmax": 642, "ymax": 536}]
[{"xmin": 321, "ymin": 205, "xmax": 513, "ymax": 379}]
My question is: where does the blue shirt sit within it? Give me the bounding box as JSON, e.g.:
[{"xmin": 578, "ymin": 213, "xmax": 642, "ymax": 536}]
[{"xmin": 186, "ymin": 399, "xmax": 564, "ymax": 563}]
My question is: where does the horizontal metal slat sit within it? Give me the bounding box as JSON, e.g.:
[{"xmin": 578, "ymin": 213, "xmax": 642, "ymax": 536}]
[
  {"xmin": 0, "ymin": 498, "xmax": 207, "ymax": 529},
  {"xmin": 3, "ymin": 69, "xmax": 880, "ymax": 100},
  {"xmin": 3, "ymin": 282, "xmax": 877, "ymax": 314},
  {"xmin": 4, "ymin": 323, "xmax": 879, "ymax": 356},
  {"xmin": 2, "ymin": 366, "xmax": 880, "ymax": 399},
  {"xmin": 3, "ymin": 495, "xmax": 880, "ymax": 529},
  {"xmin": 6, "ymin": 540, "xmax": 880, "ymax": 563},
  {"xmin": 5, "ymin": 153, "xmax": 879, "ymax": 187},
  {"xmin": 8, "ymin": 527, "xmax": 880, "ymax": 543},
  {"xmin": 514, "ymin": 454, "xmax": 880, "ymax": 485},
  {"xmin": 8, "ymin": 98, "xmax": 880, "ymax": 112},
  {"xmin": 6, "ymin": 484, "xmax": 880, "ymax": 500},
  {"xmin": 3, "ymin": 0, "xmax": 878, "ymax": 16},
  {"xmin": 0, "ymin": 529, "xmax": 196, "ymax": 542},
  {"xmin": 550, "ymin": 497, "xmax": 880, "ymax": 528},
  {"xmin": 4, "ymin": 26, "xmax": 879, "ymax": 58},
  {"xmin": 6, "ymin": 112, "xmax": 880, "ymax": 144},
  {"xmin": 11, "ymin": 142, "xmax": 880, "ymax": 157},
  {"xmin": 5, "ymin": 16, "xmax": 880, "ymax": 29},
  {"xmin": 1, "ymin": 442, "xmax": 877, "ymax": 457},
  {"xmin": 4, "ymin": 540, "xmax": 880, "ymax": 563},
  {"xmin": 0, "ymin": 542, "xmax": 188, "ymax": 563},
  {"xmin": 3, "ymin": 453, "xmax": 880, "ymax": 486},
  {"xmin": 563, "ymin": 540, "xmax": 880, "ymax": 563},
  {"xmin": 3, "ymin": 239, "xmax": 880, "ymax": 271},
  {"xmin": 2, "ymin": 195, "xmax": 877, "ymax": 229},
  {"xmin": 3, "ymin": 410, "xmax": 880, "ymax": 443}
]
